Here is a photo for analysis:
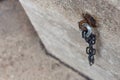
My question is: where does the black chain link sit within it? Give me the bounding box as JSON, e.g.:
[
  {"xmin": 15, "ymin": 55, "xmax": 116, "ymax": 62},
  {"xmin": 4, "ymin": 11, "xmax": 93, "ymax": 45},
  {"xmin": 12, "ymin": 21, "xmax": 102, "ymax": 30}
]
[{"xmin": 82, "ymin": 30, "xmax": 96, "ymax": 66}]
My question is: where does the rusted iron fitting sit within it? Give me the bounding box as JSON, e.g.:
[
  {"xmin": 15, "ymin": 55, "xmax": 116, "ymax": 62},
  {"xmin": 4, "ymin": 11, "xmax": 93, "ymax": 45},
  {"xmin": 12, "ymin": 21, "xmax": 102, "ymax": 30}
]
[{"xmin": 79, "ymin": 13, "xmax": 97, "ymax": 30}]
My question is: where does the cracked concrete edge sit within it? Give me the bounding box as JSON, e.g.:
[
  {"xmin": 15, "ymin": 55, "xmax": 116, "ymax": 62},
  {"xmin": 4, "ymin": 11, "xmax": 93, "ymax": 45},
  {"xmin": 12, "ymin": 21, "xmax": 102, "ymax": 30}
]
[{"xmin": 39, "ymin": 39, "xmax": 93, "ymax": 80}]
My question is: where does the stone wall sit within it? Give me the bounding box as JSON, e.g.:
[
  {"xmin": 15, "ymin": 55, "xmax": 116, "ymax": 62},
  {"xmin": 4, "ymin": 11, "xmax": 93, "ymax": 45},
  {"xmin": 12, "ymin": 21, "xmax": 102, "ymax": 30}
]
[{"xmin": 19, "ymin": 0, "xmax": 120, "ymax": 80}]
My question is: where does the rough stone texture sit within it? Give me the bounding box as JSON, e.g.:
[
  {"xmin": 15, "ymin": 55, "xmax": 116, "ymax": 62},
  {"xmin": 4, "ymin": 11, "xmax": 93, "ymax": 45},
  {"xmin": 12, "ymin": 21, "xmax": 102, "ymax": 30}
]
[
  {"xmin": 0, "ymin": 0, "xmax": 86, "ymax": 80},
  {"xmin": 19, "ymin": 0, "xmax": 120, "ymax": 80}
]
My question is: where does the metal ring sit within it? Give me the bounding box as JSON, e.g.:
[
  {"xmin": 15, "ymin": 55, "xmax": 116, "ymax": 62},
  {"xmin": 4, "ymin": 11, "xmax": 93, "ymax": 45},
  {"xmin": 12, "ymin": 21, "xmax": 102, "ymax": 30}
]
[{"xmin": 81, "ymin": 23, "xmax": 92, "ymax": 38}]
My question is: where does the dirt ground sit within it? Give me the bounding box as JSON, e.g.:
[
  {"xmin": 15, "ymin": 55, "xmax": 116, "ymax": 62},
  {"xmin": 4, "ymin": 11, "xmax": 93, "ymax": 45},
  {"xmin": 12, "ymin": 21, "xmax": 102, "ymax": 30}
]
[{"xmin": 0, "ymin": 0, "xmax": 85, "ymax": 80}]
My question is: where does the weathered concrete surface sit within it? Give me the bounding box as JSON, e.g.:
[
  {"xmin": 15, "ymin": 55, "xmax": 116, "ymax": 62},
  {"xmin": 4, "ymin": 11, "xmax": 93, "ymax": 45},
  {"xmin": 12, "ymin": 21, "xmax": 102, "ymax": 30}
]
[
  {"xmin": 19, "ymin": 0, "xmax": 120, "ymax": 80},
  {"xmin": 0, "ymin": 0, "xmax": 86, "ymax": 80}
]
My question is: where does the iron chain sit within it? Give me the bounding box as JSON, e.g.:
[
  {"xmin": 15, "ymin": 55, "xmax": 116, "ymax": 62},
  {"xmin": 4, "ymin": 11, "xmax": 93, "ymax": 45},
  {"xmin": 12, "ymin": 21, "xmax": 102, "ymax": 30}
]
[{"xmin": 82, "ymin": 30, "xmax": 96, "ymax": 66}]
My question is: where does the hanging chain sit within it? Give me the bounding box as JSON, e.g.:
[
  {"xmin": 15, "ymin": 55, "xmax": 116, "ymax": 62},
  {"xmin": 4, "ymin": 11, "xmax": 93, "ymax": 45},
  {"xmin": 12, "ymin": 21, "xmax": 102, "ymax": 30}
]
[
  {"xmin": 79, "ymin": 13, "xmax": 97, "ymax": 66},
  {"xmin": 82, "ymin": 30, "xmax": 96, "ymax": 66}
]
